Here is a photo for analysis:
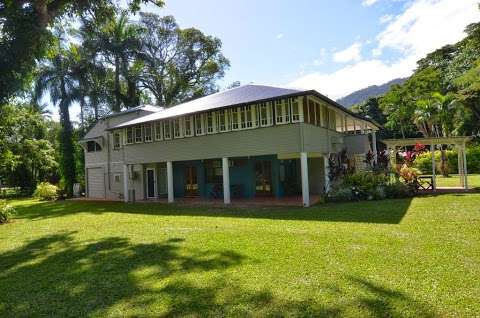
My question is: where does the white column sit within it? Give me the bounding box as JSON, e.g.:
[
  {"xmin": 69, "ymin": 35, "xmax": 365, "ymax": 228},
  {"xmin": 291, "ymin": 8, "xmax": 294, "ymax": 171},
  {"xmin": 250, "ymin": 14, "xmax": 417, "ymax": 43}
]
[
  {"xmin": 300, "ymin": 152, "xmax": 310, "ymax": 207},
  {"xmin": 167, "ymin": 161, "xmax": 174, "ymax": 203},
  {"xmin": 323, "ymin": 155, "xmax": 330, "ymax": 193},
  {"xmin": 463, "ymin": 145, "xmax": 469, "ymax": 190},
  {"xmin": 372, "ymin": 131, "xmax": 378, "ymax": 165},
  {"xmin": 222, "ymin": 157, "xmax": 231, "ymax": 204},
  {"xmin": 431, "ymin": 144, "xmax": 436, "ymax": 191},
  {"xmin": 457, "ymin": 145, "xmax": 465, "ymax": 188},
  {"xmin": 123, "ymin": 164, "xmax": 129, "ymax": 203}
]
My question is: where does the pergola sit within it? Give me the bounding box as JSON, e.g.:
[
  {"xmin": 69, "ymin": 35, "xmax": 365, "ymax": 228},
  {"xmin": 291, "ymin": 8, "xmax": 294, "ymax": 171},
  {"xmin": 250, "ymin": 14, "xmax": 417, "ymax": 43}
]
[{"xmin": 382, "ymin": 136, "xmax": 472, "ymax": 191}]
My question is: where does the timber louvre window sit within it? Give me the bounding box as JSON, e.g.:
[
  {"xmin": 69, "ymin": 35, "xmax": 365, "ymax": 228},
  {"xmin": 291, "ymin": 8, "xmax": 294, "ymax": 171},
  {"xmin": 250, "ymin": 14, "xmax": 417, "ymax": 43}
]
[
  {"xmin": 275, "ymin": 99, "xmax": 291, "ymax": 124},
  {"xmin": 291, "ymin": 98, "xmax": 301, "ymax": 122},
  {"xmin": 144, "ymin": 123, "xmax": 153, "ymax": 142},
  {"xmin": 163, "ymin": 120, "xmax": 172, "ymax": 140},
  {"xmin": 206, "ymin": 112, "xmax": 216, "ymax": 134},
  {"xmin": 231, "ymin": 108, "xmax": 239, "ymax": 130},
  {"xmin": 217, "ymin": 109, "xmax": 230, "ymax": 132},
  {"xmin": 194, "ymin": 114, "xmax": 205, "ymax": 135},
  {"xmin": 113, "ymin": 132, "xmax": 121, "ymax": 149},
  {"xmin": 173, "ymin": 118, "xmax": 183, "ymax": 138},
  {"xmin": 154, "ymin": 121, "xmax": 163, "ymax": 140},
  {"xmin": 134, "ymin": 125, "xmax": 143, "ymax": 143},
  {"xmin": 259, "ymin": 102, "xmax": 272, "ymax": 127},
  {"xmin": 184, "ymin": 116, "xmax": 194, "ymax": 137},
  {"xmin": 125, "ymin": 127, "xmax": 134, "ymax": 144}
]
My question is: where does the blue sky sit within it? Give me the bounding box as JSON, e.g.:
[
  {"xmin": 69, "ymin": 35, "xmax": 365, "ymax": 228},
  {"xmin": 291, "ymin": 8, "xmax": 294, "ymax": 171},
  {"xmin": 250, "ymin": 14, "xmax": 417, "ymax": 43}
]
[{"xmin": 53, "ymin": 0, "xmax": 480, "ymax": 121}]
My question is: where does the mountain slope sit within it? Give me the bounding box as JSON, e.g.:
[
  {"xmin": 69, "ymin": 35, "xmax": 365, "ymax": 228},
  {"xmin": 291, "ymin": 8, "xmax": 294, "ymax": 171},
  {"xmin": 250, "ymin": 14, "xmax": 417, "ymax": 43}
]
[{"xmin": 337, "ymin": 78, "xmax": 407, "ymax": 108}]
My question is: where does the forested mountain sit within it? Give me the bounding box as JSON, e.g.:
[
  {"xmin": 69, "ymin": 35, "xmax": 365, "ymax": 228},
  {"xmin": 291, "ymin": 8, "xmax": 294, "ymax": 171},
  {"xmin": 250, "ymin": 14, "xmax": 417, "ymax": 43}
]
[{"xmin": 337, "ymin": 78, "xmax": 407, "ymax": 108}]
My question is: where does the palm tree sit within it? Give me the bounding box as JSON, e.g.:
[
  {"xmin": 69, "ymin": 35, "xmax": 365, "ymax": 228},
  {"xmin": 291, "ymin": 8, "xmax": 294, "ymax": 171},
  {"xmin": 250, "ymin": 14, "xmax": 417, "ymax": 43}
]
[
  {"xmin": 83, "ymin": 12, "xmax": 142, "ymax": 112},
  {"xmin": 35, "ymin": 45, "xmax": 79, "ymax": 197}
]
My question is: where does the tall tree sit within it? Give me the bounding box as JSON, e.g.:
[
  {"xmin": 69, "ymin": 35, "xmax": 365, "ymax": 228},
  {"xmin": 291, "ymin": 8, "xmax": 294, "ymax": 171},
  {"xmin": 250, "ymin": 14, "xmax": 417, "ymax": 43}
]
[
  {"xmin": 0, "ymin": 0, "xmax": 163, "ymax": 103},
  {"xmin": 137, "ymin": 13, "xmax": 230, "ymax": 106},
  {"xmin": 35, "ymin": 44, "xmax": 79, "ymax": 196}
]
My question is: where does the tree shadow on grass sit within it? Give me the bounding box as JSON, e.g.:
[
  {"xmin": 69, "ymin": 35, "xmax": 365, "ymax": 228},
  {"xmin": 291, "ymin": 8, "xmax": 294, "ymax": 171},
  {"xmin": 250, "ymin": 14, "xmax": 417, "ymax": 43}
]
[
  {"xmin": 15, "ymin": 197, "xmax": 414, "ymax": 224},
  {"xmin": 0, "ymin": 233, "xmax": 438, "ymax": 317}
]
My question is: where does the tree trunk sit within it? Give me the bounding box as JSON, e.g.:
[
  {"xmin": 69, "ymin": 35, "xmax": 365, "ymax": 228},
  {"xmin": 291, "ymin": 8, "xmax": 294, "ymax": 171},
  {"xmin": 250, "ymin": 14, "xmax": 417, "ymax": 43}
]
[
  {"xmin": 59, "ymin": 81, "xmax": 76, "ymax": 197},
  {"xmin": 114, "ymin": 56, "xmax": 121, "ymax": 112}
]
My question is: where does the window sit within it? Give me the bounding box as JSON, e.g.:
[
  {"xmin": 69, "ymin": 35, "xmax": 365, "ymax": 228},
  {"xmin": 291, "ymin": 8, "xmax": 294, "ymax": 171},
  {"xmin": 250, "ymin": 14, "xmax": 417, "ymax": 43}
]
[
  {"xmin": 206, "ymin": 112, "xmax": 216, "ymax": 134},
  {"xmin": 322, "ymin": 105, "xmax": 329, "ymax": 128},
  {"xmin": 303, "ymin": 99, "xmax": 309, "ymax": 124},
  {"xmin": 195, "ymin": 114, "xmax": 204, "ymax": 135},
  {"xmin": 87, "ymin": 141, "xmax": 102, "ymax": 152},
  {"xmin": 308, "ymin": 100, "xmax": 316, "ymax": 125},
  {"xmin": 144, "ymin": 123, "xmax": 153, "ymax": 142},
  {"xmin": 173, "ymin": 118, "xmax": 183, "ymax": 138},
  {"xmin": 195, "ymin": 114, "xmax": 205, "ymax": 135},
  {"xmin": 245, "ymin": 106, "xmax": 253, "ymax": 128},
  {"xmin": 184, "ymin": 116, "xmax": 194, "ymax": 137},
  {"xmin": 125, "ymin": 127, "xmax": 134, "ymax": 144},
  {"xmin": 114, "ymin": 174, "xmax": 121, "ymax": 183},
  {"xmin": 259, "ymin": 102, "xmax": 272, "ymax": 127},
  {"xmin": 314, "ymin": 102, "xmax": 320, "ymax": 126},
  {"xmin": 329, "ymin": 109, "xmax": 336, "ymax": 130},
  {"xmin": 163, "ymin": 120, "xmax": 172, "ymax": 139},
  {"xmin": 134, "ymin": 125, "xmax": 143, "ymax": 143},
  {"xmin": 205, "ymin": 160, "xmax": 223, "ymax": 183},
  {"xmin": 231, "ymin": 108, "xmax": 239, "ymax": 130},
  {"xmin": 154, "ymin": 121, "xmax": 163, "ymax": 140},
  {"xmin": 291, "ymin": 98, "xmax": 300, "ymax": 122},
  {"xmin": 275, "ymin": 99, "xmax": 291, "ymax": 125},
  {"xmin": 216, "ymin": 109, "xmax": 230, "ymax": 132},
  {"xmin": 113, "ymin": 132, "xmax": 121, "ymax": 149}
]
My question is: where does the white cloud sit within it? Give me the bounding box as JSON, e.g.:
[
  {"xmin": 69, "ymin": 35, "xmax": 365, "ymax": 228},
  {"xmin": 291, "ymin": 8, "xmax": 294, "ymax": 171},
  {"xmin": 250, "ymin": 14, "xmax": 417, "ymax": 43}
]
[
  {"xmin": 313, "ymin": 48, "xmax": 328, "ymax": 66},
  {"xmin": 276, "ymin": 33, "xmax": 284, "ymax": 39},
  {"xmin": 333, "ymin": 42, "xmax": 362, "ymax": 63},
  {"xmin": 289, "ymin": 0, "xmax": 480, "ymax": 99},
  {"xmin": 379, "ymin": 14, "xmax": 393, "ymax": 24},
  {"xmin": 362, "ymin": 0, "xmax": 380, "ymax": 7}
]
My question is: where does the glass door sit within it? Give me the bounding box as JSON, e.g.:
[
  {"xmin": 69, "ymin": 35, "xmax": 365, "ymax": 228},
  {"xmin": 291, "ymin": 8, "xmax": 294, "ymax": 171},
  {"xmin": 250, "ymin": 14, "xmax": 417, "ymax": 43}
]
[
  {"xmin": 255, "ymin": 161, "xmax": 272, "ymax": 196},
  {"xmin": 185, "ymin": 165, "xmax": 199, "ymax": 196}
]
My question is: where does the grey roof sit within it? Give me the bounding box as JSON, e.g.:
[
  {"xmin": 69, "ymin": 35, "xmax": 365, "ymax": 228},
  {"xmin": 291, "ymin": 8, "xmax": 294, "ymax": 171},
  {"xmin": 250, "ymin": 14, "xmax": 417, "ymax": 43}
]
[
  {"xmin": 111, "ymin": 84, "xmax": 306, "ymax": 129},
  {"xmin": 109, "ymin": 84, "xmax": 381, "ymax": 130},
  {"xmin": 102, "ymin": 105, "xmax": 163, "ymax": 119}
]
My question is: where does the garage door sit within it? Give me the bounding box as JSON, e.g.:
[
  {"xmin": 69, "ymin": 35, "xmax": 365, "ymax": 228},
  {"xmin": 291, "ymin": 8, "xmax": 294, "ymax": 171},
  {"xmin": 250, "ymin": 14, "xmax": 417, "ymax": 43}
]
[{"xmin": 87, "ymin": 167, "xmax": 105, "ymax": 199}]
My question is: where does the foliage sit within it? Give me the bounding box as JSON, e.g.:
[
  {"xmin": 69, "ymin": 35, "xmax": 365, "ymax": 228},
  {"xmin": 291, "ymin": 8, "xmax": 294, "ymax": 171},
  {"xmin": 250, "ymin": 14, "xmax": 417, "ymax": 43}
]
[
  {"xmin": 0, "ymin": 200, "xmax": 16, "ymax": 224},
  {"xmin": 413, "ymin": 146, "xmax": 480, "ymax": 174},
  {"xmin": 398, "ymin": 164, "xmax": 421, "ymax": 185},
  {"xmin": 384, "ymin": 181, "xmax": 413, "ymax": 199},
  {"xmin": 0, "ymin": 104, "xmax": 58, "ymax": 189},
  {"xmin": 33, "ymin": 182, "xmax": 59, "ymax": 201},
  {"xmin": 0, "ymin": 0, "xmax": 164, "ymax": 103}
]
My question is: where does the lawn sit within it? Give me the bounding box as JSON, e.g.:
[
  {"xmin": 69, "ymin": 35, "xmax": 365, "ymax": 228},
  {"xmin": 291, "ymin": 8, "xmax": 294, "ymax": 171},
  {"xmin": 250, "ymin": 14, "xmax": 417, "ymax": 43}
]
[
  {"xmin": 1, "ymin": 195, "xmax": 479, "ymax": 317},
  {"xmin": 435, "ymin": 174, "xmax": 480, "ymax": 189}
]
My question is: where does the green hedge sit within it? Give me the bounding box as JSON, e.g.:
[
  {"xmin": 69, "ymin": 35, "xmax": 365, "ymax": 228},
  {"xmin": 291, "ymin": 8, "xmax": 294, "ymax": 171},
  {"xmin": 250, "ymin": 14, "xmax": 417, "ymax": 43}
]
[{"xmin": 413, "ymin": 145, "xmax": 480, "ymax": 174}]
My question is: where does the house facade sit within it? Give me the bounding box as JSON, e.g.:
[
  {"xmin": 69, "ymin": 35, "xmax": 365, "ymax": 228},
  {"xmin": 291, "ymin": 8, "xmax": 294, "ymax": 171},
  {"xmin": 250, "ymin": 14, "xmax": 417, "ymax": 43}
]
[{"xmin": 81, "ymin": 85, "xmax": 379, "ymax": 207}]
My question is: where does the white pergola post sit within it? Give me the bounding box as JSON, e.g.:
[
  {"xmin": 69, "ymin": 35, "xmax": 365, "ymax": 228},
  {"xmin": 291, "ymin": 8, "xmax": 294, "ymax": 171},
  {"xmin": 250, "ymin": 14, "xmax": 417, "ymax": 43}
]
[
  {"xmin": 372, "ymin": 131, "xmax": 378, "ymax": 165},
  {"xmin": 323, "ymin": 155, "xmax": 330, "ymax": 193},
  {"xmin": 167, "ymin": 161, "xmax": 174, "ymax": 203},
  {"xmin": 123, "ymin": 164, "xmax": 129, "ymax": 203},
  {"xmin": 463, "ymin": 144, "xmax": 469, "ymax": 190},
  {"xmin": 300, "ymin": 152, "xmax": 310, "ymax": 207},
  {"xmin": 457, "ymin": 145, "xmax": 465, "ymax": 188},
  {"xmin": 431, "ymin": 144, "xmax": 436, "ymax": 191},
  {"xmin": 222, "ymin": 157, "xmax": 230, "ymax": 204}
]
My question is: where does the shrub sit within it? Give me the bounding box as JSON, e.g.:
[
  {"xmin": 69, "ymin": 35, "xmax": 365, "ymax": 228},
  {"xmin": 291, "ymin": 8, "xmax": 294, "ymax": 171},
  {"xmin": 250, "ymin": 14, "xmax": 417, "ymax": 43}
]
[
  {"xmin": 399, "ymin": 164, "xmax": 421, "ymax": 185},
  {"xmin": 413, "ymin": 145, "xmax": 480, "ymax": 175},
  {"xmin": 0, "ymin": 200, "xmax": 16, "ymax": 224},
  {"xmin": 327, "ymin": 186, "xmax": 355, "ymax": 202},
  {"xmin": 385, "ymin": 181, "xmax": 413, "ymax": 199},
  {"xmin": 33, "ymin": 182, "xmax": 59, "ymax": 201}
]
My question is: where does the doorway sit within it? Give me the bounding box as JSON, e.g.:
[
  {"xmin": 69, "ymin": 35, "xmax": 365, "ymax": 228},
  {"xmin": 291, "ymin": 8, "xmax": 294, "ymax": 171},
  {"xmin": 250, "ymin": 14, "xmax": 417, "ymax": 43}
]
[
  {"xmin": 146, "ymin": 168, "xmax": 156, "ymax": 199},
  {"xmin": 185, "ymin": 165, "xmax": 199, "ymax": 197},
  {"xmin": 255, "ymin": 160, "xmax": 272, "ymax": 196}
]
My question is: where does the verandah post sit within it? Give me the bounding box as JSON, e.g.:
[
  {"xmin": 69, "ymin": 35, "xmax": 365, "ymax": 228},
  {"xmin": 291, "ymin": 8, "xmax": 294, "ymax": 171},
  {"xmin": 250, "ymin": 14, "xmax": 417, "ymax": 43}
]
[
  {"xmin": 222, "ymin": 157, "xmax": 230, "ymax": 204},
  {"xmin": 167, "ymin": 161, "xmax": 174, "ymax": 203},
  {"xmin": 300, "ymin": 152, "xmax": 310, "ymax": 207}
]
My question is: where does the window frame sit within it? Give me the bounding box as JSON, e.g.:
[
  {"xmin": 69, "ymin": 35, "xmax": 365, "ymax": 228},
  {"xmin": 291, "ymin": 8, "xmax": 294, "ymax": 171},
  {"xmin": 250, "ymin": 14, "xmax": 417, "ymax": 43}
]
[
  {"xmin": 173, "ymin": 118, "xmax": 184, "ymax": 139},
  {"xmin": 206, "ymin": 111, "xmax": 217, "ymax": 134},
  {"xmin": 184, "ymin": 115, "xmax": 194, "ymax": 137},
  {"xmin": 154, "ymin": 121, "xmax": 163, "ymax": 141},
  {"xmin": 259, "ymin": 102, "xmax": 273, "ymax": 127},
  {"xmin": 144, "ymin": 123, "xmax": 153, "ymax": 142},
  {"xmin": 291, "ymin": 98, "xmax": 301, "ymax": 122},
  {"xmin": 113, "ymin": 132, "xmax": 121, "ymax": 150},
  {"xmin": 163, "ymin": 120, "xmax": 172, "ymax": 140},
  {"xmin": 134, "ymin": 125, "xmax": 143, "ymax": 143},
  {"xmin": 194, "ymin": 113, "xmax": 205, "ymax": 136},
  {"xmin": 125, "ymin": 127, "xmax": 134, "ymax": 145}
]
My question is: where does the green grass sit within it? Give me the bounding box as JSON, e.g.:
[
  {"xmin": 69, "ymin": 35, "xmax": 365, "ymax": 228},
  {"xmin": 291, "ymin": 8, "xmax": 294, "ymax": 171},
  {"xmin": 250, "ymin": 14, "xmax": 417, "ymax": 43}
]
[
  {"xmin": 435, "ymin": 174, "xmax": 480, "ymax": 189},
  {"xmin": 1, "ymin": 195, "xmax": 479, "ymax": 317}
]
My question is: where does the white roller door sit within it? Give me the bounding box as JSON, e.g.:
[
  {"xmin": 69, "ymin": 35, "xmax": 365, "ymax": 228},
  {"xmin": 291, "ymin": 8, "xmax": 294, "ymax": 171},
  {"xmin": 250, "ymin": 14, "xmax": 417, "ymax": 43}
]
[{"xmin": 87, "ymin": 167, "xmax": 105, "ymax": 199}]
